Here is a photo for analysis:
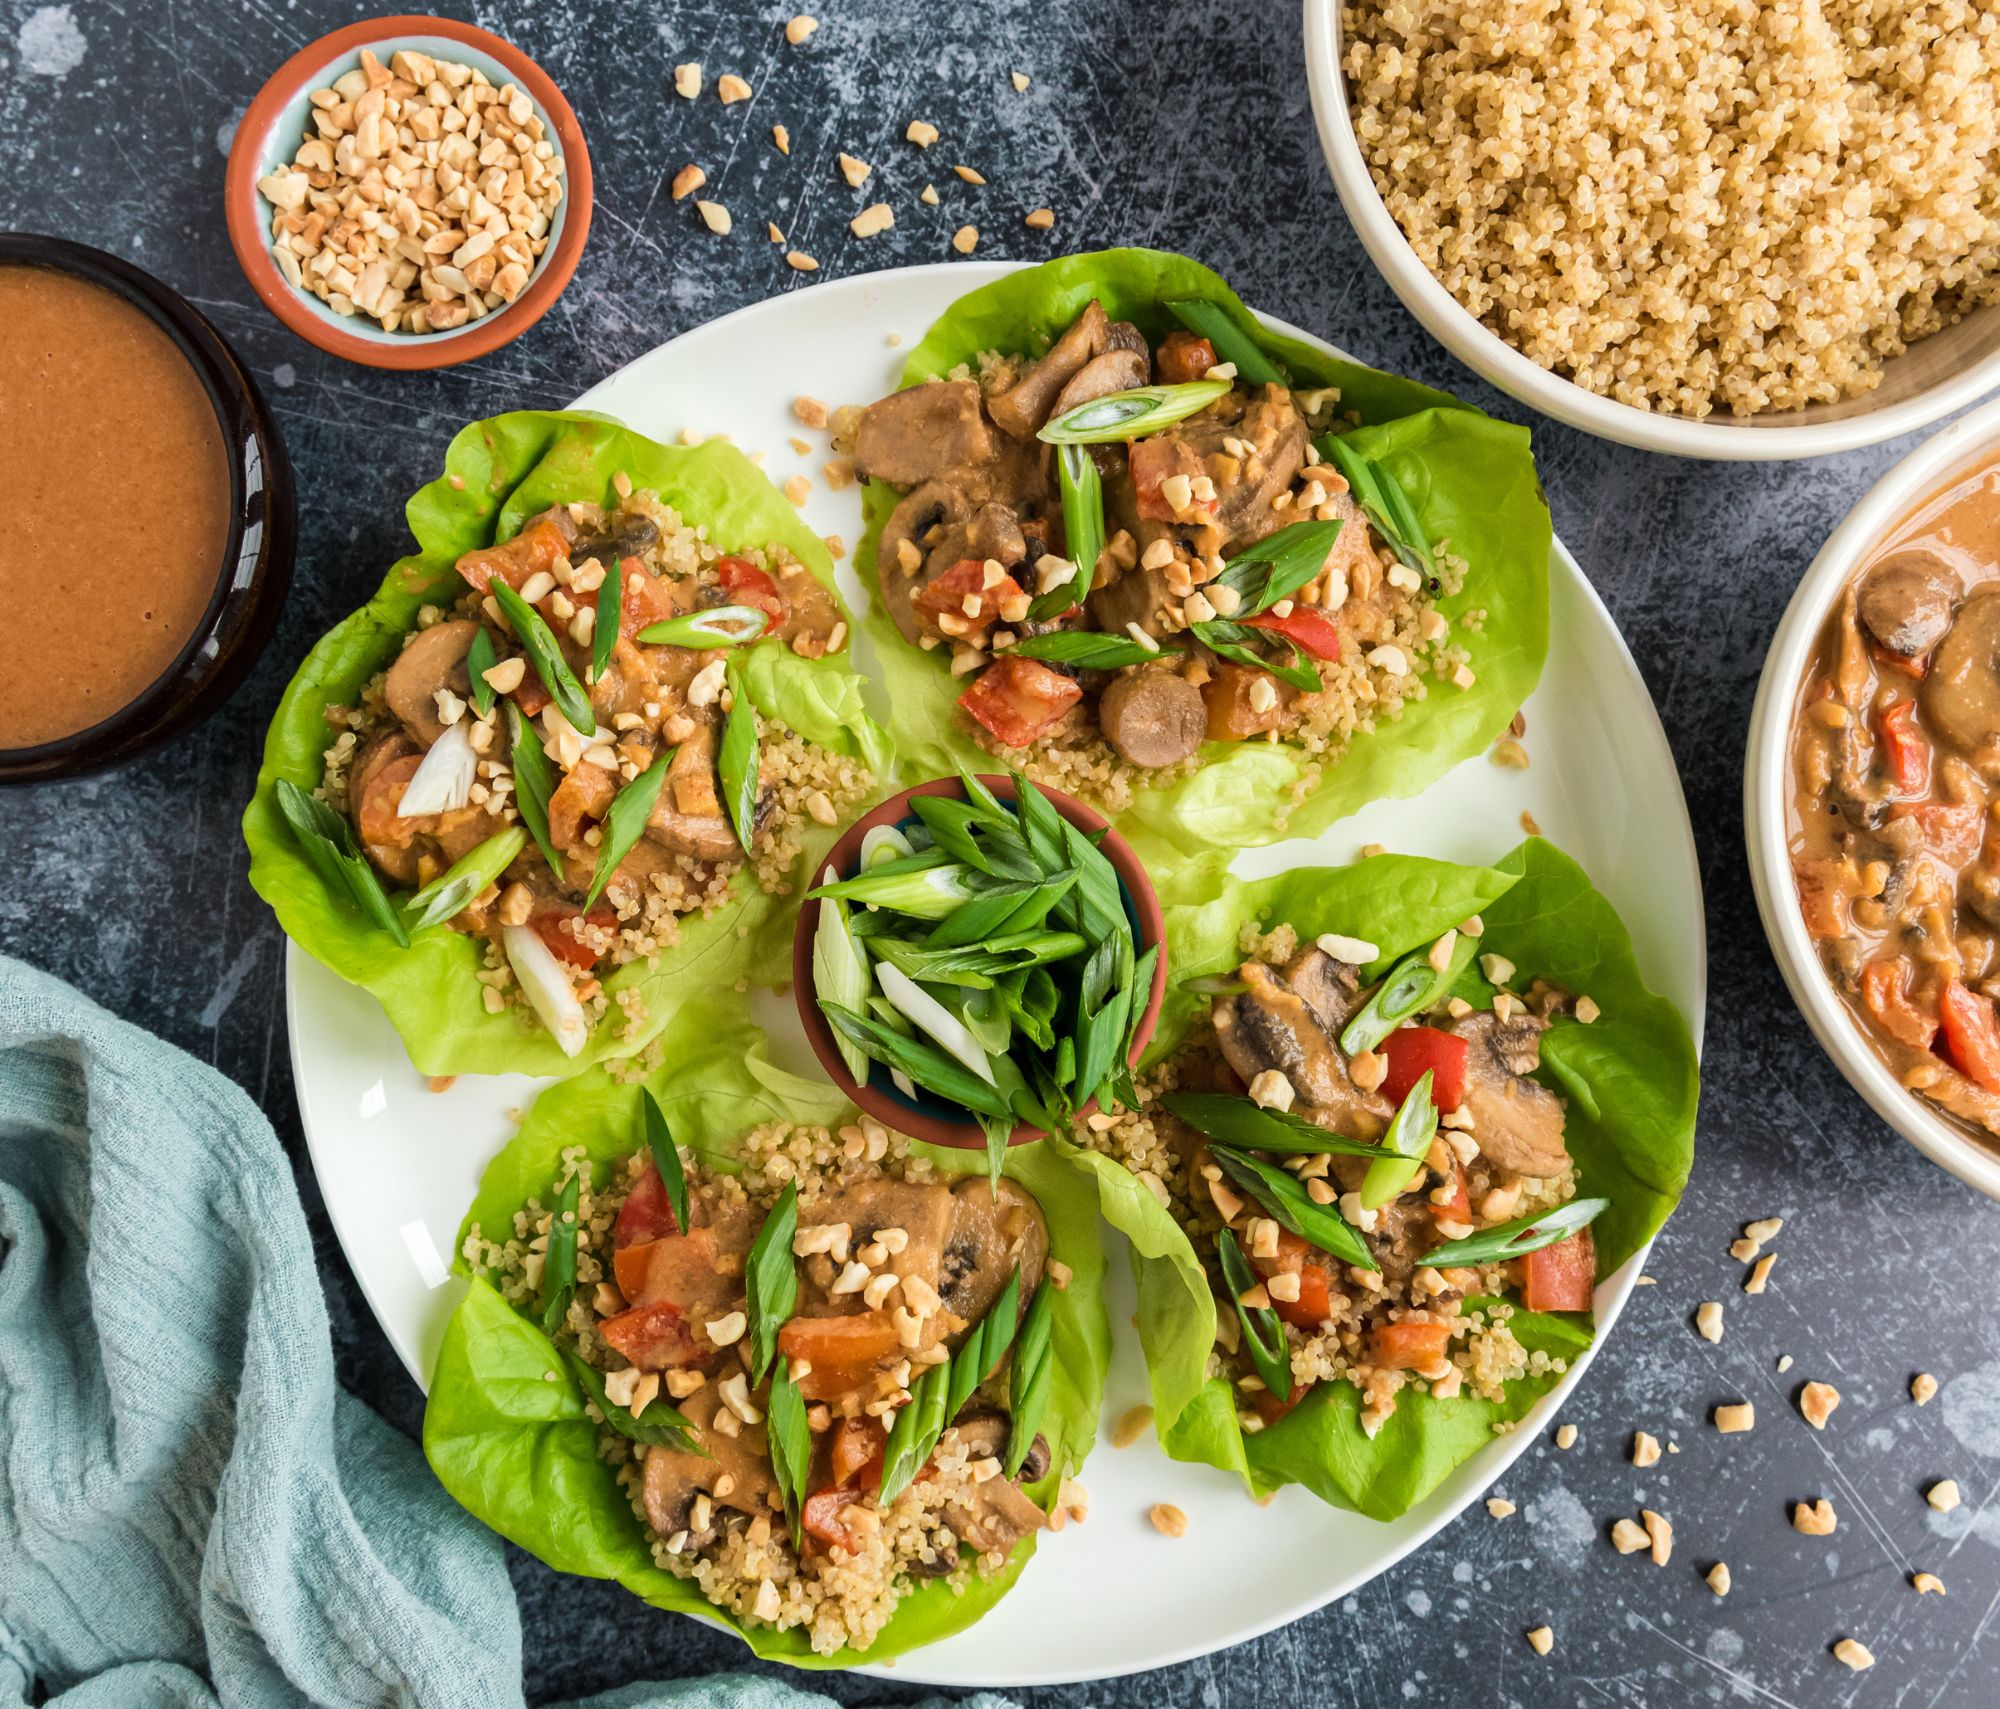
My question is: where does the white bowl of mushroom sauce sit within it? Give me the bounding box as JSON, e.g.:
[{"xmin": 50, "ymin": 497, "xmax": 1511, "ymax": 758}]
[{"xmin": 1747, "ymin": 393, "xmax": 2000, "ymax": 1200}]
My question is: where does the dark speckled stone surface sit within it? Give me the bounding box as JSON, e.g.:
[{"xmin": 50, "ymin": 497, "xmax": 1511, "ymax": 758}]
[{"xmin": 4, "ymin": 1, "xmax": 1998, "ymax": 1703}]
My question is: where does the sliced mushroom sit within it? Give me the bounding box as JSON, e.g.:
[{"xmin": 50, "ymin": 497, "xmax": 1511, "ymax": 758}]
[
  {"xmin": 644, "ymin": 725, "xmax": 741, "ymax": 865},
  {"xmin": 1214, "ymin": 961, "xmax": 1350, "ymax": 1108},
  {"xmin": 877, "ymin": 481, "xmax": 970, "ymax": 644},
  {"xmin": 854, "ymin": 379, "xmax": 999, "ymax": 489},
  {"xmin": 1447, "ymin": 1010, "xmax": 1571, "ymax": 1179},
  {"xmin": 1924, "ymin": 588, "xmax": 2000, "ymax": 771},
  {"xmin": 1184, "ymin": 386, "xmax": 1309, "ymax": 545},
  {"xmin": 1285, "ymin": 946, "xmax": 1366, "ymax": 1036},
  {"xmin": 938, "ymin": 1411, "xmax": 1049, "ymax": 1553},
  {"xmin": 350, "ymin": 731, "xmax": 425, "ymax": 885},
  {"xmin": 1098, "ymin": 666, "xmax": 1205, "ymax": 767},
  {"xmin": 573, "ymin": 515, "xmax": 662, "ymax": 569},
  {"xmin": 940, "ymin": 1177, "xmax": 1048, "ymax": 1327},
  {"xmin": 1859, "ymin": 548, "xmax": 1958, "ymax": 660},
  {"xmin": 1085, "ymin": 563, "xmax": 1175, "ymax": 640},
  {"xmin": 1048, "ymin": 347, "xmax": 1150, "ymax": 420},
  {"xmin": 988, "ymin": 300, "xmax": 1108, "ymax": 438},
  {"xmin": 641, "ymin": 1383, "xmax": 776, "ymax": 1544},
  {"xmin": 385, "ymin": 619, "xmax": 481, "ymax": 746}
]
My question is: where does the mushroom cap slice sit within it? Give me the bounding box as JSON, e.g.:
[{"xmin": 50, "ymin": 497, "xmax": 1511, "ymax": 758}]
[
  {"xmin": 1924, "ymin": 587, "xmax": 2000, "ymax": 769},
  {"xmin": 940, "ymin": 1177, "xmax": 1047, "ymax": 1329},
  {"xmin": 385, "ymin": 618, "xmax": 482, "ymax": 746},
  {"xmin": 876, "ymin": 480, "xmax": 971, "ymax": 644}
]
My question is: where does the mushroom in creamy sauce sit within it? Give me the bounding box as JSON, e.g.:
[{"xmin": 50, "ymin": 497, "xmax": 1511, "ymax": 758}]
[{"xmin": 1789, "ymin": 453, "xmax": 2000, "ymax": 1141}]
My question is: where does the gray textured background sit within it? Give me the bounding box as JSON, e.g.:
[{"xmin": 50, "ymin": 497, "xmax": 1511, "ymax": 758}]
[{"xmin": 3, "ymin": 1, "xmax": 1998, "ymax": 1704}]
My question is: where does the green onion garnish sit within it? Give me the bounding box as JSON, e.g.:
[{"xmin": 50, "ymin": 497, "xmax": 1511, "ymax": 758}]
[
  {"xmin": 1320, "ymin": 434, "xmax": 1433, "ymax": 579},
  {"xmin": 503, "ymin": 701, "xmax": 566, "ymax": 880},
  {"xmin": 718, "ymin": 662, "xmax": 760, "ymax": 857},
  {"xmin": 1188, "ymin": 620, "xmax": 1323, "ymax": 693},
  {"xmin": 812, "ymin": 886, "xmax": 874, "ymax": 1084},
  {"xmin": 1006, "ymin": 1277, "xmax": 1055, "ymax": 1476},
  {"xmin": 766, "ymin": 1362, "xmax": 812, "ymax": 1550},
  {"xmin": 743, "ymin": 1180, "xmax": 798, "ymax": 1386},
  {"xmin": 489, "ymin": 578, "xmax": 595, "ymax": 737},
  {"xmin": 1159, "ymin": 1090, "xmax": 1386, "ymax": 1158},
  {"xmin": 876, "ymin": 1354, "xmax": 950, "ymax": 1509},
  {"xmin": 1216, "ymin": 1226, "xmax": 1292, "ymax": 1402},
  {"xmin": 1029, "ymin": 443, "xmax": 1101, "ymax": 620},
  {"xmin": 1359, "ymin": 1069, "xmax": 1439, "ymax": 1210},
  {"xmin": 945, "ymin": 1267, "xmax": 1021, "ymax": 1421},
  {"xmin": 1010, "ymin": 632, "xmax": 1179, "ymax": 670},
  {"xmin": 564, "ymin": 1350, "xmax": 699, "ymax": 1451},
  {"xmin": 1205, "ymin": 519, "xmax": 1345, "ymax": 617},
  {"xmin": 1211, "ymin": 1145, "xmax": 1377, "ymax": 1271},
  {"xmin": 582, "ymin": 747, "xmax": 674, "ymax": 910},
  {"xmin": 592, "ymin": 558, "xmax": 622, "ymax": 683},
  {"xmin": 809, "ymin": 861, "xmax": 988, "ymax": 919},
  {"xmin": 274, "ymin": 778, "xmax": 410, "ymax": 947},
  {"xmin": 404, "ymin": 827, "xmax": 526, "ymax": 932},
  {"xmin": 1164, "ymin": 299, "xmax": 1288, "ymax": 388},
  {"xmin": 641, "ymin": 1087, "xmax": 691, "ymax": 1236},
  {"xmin": 1036, "ymin": 379, "xmax": 1231, "ymax": 445},
  {"xmin": 636, "ymin": 605, "xmax": 772, "ymax": 649},
  {"xmin": 466, "ymin": 627, "xmax": 498, "ymax": 718},
  {"xmin": 823, "ymin": 1002, "xmax": 1018, "ymax": 1121},
  {"xmin": 1339, "ymin": 932, "xmax": 1477, "ymax": 1056},
  {"xmin": 540, "ymin": 1167, "xmax": 580, "ymax": 1337},
  {"xmin": 1420, "ymin": 1198, "xmax": 1610, "ymax": 1271}
]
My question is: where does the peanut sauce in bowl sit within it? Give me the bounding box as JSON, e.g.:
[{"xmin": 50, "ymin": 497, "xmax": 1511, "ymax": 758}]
[{"xmin": 0, "ymin": 235, "xmax": 294, "ymax": 782}]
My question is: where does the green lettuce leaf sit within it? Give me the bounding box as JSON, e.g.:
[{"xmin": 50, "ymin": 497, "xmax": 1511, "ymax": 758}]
[
  {"xmin": 425, "ymin": 1001, "xmax": 1109, "ymax": 1667},
  {"xmin": 243, "ymin": 411, "xmax": 889, "ymax": 1077},
  {"xmin": 1063, "ymin": 839, "xmax": 1696, "ymax": 1520},
  {"xmin": 855, "ymin": 247, "xmax": 1551, "ymax": 874}
]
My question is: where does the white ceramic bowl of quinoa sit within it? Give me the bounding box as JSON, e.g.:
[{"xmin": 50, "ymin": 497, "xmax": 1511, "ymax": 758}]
[
  {"xmin": 1304, "ymin": 0, "xmax": 2000, "ymax": 461},
  {"xmin": 1744, "ymin": 392, "xmax": 2000, "ymax": 1201}
]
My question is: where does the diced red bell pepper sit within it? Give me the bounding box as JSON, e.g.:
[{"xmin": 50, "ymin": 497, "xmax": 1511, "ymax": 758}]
[
  {"xmin": 717, "ymin": 556, "xmax": 787, "ymax": 627},
  {"xmin": 830, "ymin": 1414, "xmax": 888, "ymax": 1488},
  {"xmin": 1792, "ymin": 857, "xmax": 1856, "ymax": 939},
  {"xmin": 1431, "ymin": 1158, "xmax": 1472, "ymax": 1226},
  {"xmin": 613, "ymin": 1159, "xmax": 681, "ymax": 1249},
  {"xmin": 597, "ymin": 1298, "xmax": 703, "ymax": 1369},
  {"xmin": 1939, "ymin": 980, "xmax": 2000, "ymax": 1093},
  {"xmin": 1254, "ymin": 1228, "xmax": 1334, "ymax": 1332},
  {"xmin": 532, "ymin": 907, "xmax": 617, "ymax": 972},
  {"xmin": 912, "ymin": 558, "xmax": 1025, "ymax": 638},
  {"xmin": 612, "ymin": 1227, "xmax": 723, "ymax": 1311},
  {"xmin": 1369, "ymin": 1318, "xmax": 1452, "ymax": 1371},
  {"xmin": 1155, "ymin": 330, "xmax": 1216, "ymax": 384},
  {"xmin": 619, "ymin": 559, "xmax": 681, "ymax": 639},
  {"xmin": 1859, "ymin": 958, "xmax": 1938, "ymax": 1050},
  {"xmin": 1877, "ymin": 700, "xmax": 1931, "ymax": 796},
  {"xmin": 803, "ymin": 1483, "xmax": 866, "ymax": 1554},
  {"xmin": 1521, "ymin": 1230, "xmax": 1596, "ymax": 1312},
  {"xmin": 1889, "ymin": 801, "xmax": 1984, "ymax": 865},
  {"xmin": 958, "ymin": 655, "xmax": 1083, "ymax": 749},
  {"xmin": 778, "ymin": 1311, "xmax": 903, "ymax": 1402},
  {"xmin": 1244, "ymin": 607, "xmax": 1344, "ymax": 662},
  {"xmin": 456, "ymin": 511, "xmax": 573, "ymax": 594},
  {"xmin": 1870, "ymin": 641, "xmax": 1929, "ymax": 681},
  {"xmin": 509, "ymin": 672, "xmax": 552, "ymax": 717},
  {"xmin": 1379, "ymin": 1026, "xmax": 1469, "ymax": 1112},
  {"xmin": 1128, "ymin": 437, "xmax": 1214, "ymax": 522}
]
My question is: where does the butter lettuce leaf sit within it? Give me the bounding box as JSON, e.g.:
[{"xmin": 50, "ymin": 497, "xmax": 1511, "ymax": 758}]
[{"xmin": 244, "ymin": 411, "xmax": 888, "ymax": 1077}]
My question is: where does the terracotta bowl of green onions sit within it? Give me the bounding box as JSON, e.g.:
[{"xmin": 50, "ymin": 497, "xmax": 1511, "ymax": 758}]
[{"xmin": 793, "ymin": 771, "xmax": 1167, "ymax": 1160}]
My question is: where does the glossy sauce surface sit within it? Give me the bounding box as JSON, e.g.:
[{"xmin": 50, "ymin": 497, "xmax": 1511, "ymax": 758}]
[
  {"xmin": 1789, "ymin": 452, "xmax": 2000, "ymax": 1143},
  {"xmin": 0, "ymin": 265, "xmax": 230, "ymax": 749}
]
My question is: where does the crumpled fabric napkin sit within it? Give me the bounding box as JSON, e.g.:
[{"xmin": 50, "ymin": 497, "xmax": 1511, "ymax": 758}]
[{"xmin": 0, "ymin": 956, "xmax": 1011, "ymax": 1709}]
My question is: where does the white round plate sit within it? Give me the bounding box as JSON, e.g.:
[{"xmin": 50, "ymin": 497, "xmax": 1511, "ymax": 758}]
[{"xmin": 289, "ymin": 264, "xmax": 1706, "ymax": 1686}]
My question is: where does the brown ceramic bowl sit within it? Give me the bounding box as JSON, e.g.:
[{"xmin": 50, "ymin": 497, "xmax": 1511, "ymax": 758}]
[
  {"xmin": 0, "ymin": 233, "xmax": 295, "ymax": 784},
  {"xmin": 793, "ymin": 774, "xmax": 1168, "ymax": 1150},
  {"xmin": 224, "ymin": 15, "xmax": 592, "ymax": 370}
]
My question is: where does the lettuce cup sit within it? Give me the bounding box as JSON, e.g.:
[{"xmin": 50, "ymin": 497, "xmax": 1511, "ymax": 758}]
[
  {"xmin": 1057, "ymin": 839, "xmax": 1696, "ymax": 1519},
  {"xmin": 851, "ymin": 248, "xmax": 1551, "ymax": 870},
  {"xmin": 246, "ymin": 411, "xmax": 889, "ymax": 1077},
  {"xmin": 424, "ymin": 1003, "xmax": 1108, "ymax": 1665}
]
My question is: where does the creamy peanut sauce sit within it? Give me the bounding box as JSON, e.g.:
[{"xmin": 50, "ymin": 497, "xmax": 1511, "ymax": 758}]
[
  {"xmin": 0, "ymin": 265, "xmax": 229, "ymax": 748},
  {"xmin": 1789, "ymin": 450, "xmax": 2000, "ymax": 1142}
]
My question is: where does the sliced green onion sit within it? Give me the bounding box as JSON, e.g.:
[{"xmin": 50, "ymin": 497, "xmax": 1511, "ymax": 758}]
[
  {"xmin": 939, "ymin": 983, "xmax": 1012, "ymax": 1057},
  {"xmin": 1006, "ymin": 1278, "xmax": 1055, "ymax": 1477},
  {"xmin": 1359, "ymin": 1069, "xmax": 1440, "ymax": 1210},
  {"xmin": 1159, "ymin": 1091, "xmax": 1386, "ymax": 1159},
  {"xmin": 823, "ymin": 1003, "xmax": 1016, "ymax": 1121},
  {"xmin": 501, "ymin": 923, "xmax": 590, "ymax": 1057},
  {"xmin": 869, "ymin": 929, "xmax": 1089, "ymax": 991},
  {"xmin": 718, "ymin": 660, "xmax": 760, "ymax": 856},
  {"xmin": 641, "ymin": 1087, "xmax": 691, "ymax": 1236},
  {"xmin": 466, "ymin": 627, "xmax": 498, "ymax": 718},
  {"xmin": 1339, "ymin": 931, "xmax": 1479, "ymax": 1056},
  {"xmin": 1320, "ymin": 433, "xmax": 1433, "ymax": 578},
  {"xmin": 592, "ymin": 558, "xmax": 622, "ymax": 682},
  {"xmin": 1206, "ymin": 519, "xmax": 1345, "ymax": 617},
  {"xmin": 582, "ymin": 748, "xmax": 674, "ymax": 910},
  {"xmin": 877, "ymin": 1357, "xmax": 950, "ymax": 1508},
  {"xmin": 1164, "ymin": 299, "xmax": 1288, "ymax": 387},
  {"xmin": 637, "ymin": 605, "xmax": 771, "ymax": 649},
  {"xmin": 503, "ymin": 701, "xmax": 566, "ymax": 880},
  {"xmin": 1420, "ymin": 1198, "xmax": 1611, "ymax": 1271},
  {"xmin": 1216, "ymin": 1226, "xmax": 1292, "ymax": 1402},
  {"xmin": 1029, "ymin": 443, "xmax": 1101, "ymax": 619},
  {"xmin": 875, "ymin": 961, "xmax": 995, "ymax": 1082},
  {"xmin": 1189, "ymin": 620, "xmax": 1323, "ymax": 693},
  {"xmin": 274, "ymin": 778, "xmax": 410, "ymax": 947},
  {"xmin": 766, "ymin": 1362, "xmax": 812, "ymax": 1550},
  {"xmin": 945, "ymin": 1268, "xmax": 1021, "ymax": 1422},
  {"xmin": 540, "ymin": 1167, "xmax": 580, "ymax": 1337},
  {"xmin": 1177, "ymin": 973, "xmax": 1249, "ymax": 996},
  {"xmin": 1011, "ymin": 632, "xmax": 1179, "ymax": 670},
  {"xmin": 812, "ymin": 877, "xmax": 874, "ymax": 1084},
  {"xmin": 490, "ymin": 578, "xmax": 595, "ymax": 737},
  {"xmin": 809, "ymin": 861, "xmax": 985, "ymax": 919},
  {"xmin": 1036, "ymin": 379, "xmax": 1231, "ymax": 445},
  {"xmin": 1211, "ymin": 1146, "xmax": 1376, "ymax": 1272},
  {"xmin": 744, "ymin": 1181, "xmax": 798, "ymax": 1385},
  {"xmin": 860, "ymin": 823, "xmax": 916, "ymax": 869},
  {"xmin": 564, "ymin": 1351, "xmax": 699, "ymax": 1451},
  {"xmin": 404, "ymin": 827, "xmax": 526, "ymax": 931}
]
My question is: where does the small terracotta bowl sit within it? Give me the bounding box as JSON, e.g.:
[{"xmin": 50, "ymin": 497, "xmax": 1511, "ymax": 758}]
[
  {"xmin": 225, "ymin": 14, "xmax": 592, "ymax": 370},
  {"xmin": 793, "ymin": 775, "xmax": 1169, "ymax": 1150}
]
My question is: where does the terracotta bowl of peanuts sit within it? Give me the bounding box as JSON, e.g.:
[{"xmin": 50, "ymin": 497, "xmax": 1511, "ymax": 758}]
[{"xmin": 225, "ymin": 15, "xmax": 592, "ymax": 369}]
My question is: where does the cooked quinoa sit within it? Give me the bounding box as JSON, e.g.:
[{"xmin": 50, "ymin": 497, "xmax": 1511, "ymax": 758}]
[
  {"xmin": 464, "ymin": 1119, "xmax": 1051, "ymax": 1656},
  {"xmin": 1343, "ymin": 0, "xmax": 2000, "ymax": 417}
]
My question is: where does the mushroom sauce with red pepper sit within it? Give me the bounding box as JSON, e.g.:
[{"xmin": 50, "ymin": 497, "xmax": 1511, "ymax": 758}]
[{"xmin": 1790, "ymin": 452, "xmax": 2000, "ymax": 1142}]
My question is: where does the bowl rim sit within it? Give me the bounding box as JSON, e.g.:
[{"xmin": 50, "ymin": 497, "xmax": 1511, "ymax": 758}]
[
  {"xmin": 1743, "ymin": 390, "xmax": 2000, "ymax": 1201},
  {"xmin": 223, "ymin": 12, "xmax": 593, "ymax": 371},
  {"xmin": 1301, "ymin": 0, "xmax": 2000, "ymax": 462},
  {"xmin": 792, "ymin": 773, "xmax": 1169, "ymax": 1150},
  {"xmin": 0, "ymin": 232, "xmax": 293, "ymax": 780}
]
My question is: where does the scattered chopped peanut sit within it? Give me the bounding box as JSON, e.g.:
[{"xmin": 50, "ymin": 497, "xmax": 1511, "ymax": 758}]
[
  {"xmin": 785, "ymin": 14, "xmax": 819, "ymax": 44},
  {"xmin": 1011, "ymin": 70, "xmax": 1031, "ymax": 91},
  {"xmin": 695, "ymin": 200, "xmax": 732, "ymax": 236},
  {"xmin": 920, "ymin": 183, "xmax": 940, "ymax": 206},
  {"xmin": 1706, "ymin": 1562, "xmax": 1731, "ymax": 1597},
  {"xmin": 1927, "ymin": 1479, "xmax": 1961, "ymax": 1513},
  {"xmin": 717, "ymin": 73, "xmax": 752, "ymax": 104},
  {"xmin": 1794, "ymin": 1498, "xmax": 1837, "ymax": 1536},
  {"xmin": 1714, "ymin": 1402, "xmax": 1755, "ymax": 1435},
  {"xmin": 772, "ymin": 124, "xmax": 791, "ymax": 155},
  {"xmin": 1799, "ymin": 1382, "xmax": 1840, "ymax": 1429},
  {"xmin": 851, "ymin": 203, "xmax": 894, "ymax": 238},
  {"xmin": 671, "ymin": 164, "xmax": 706, "ymax": 201},
  {"xmin": 1149, "ymin": 1502, "xmax": 1187, "ymax": 1538},
  {"xmin": 1486, "ymin": 1497, "xmax": 1517, "ymax": 1519},
  {"xmin": 952, "ymin": 224, "xmax": 980, "ymax": 254},
  {"xmin": 1025, "ymin": 207, "xmax": 1056, "ymax": 230},
  {"xmin": 1111, "ymin": 1405, "xmax": 1155, "ymax": 1448},
  {"xmin": 837, "ymin": 152, "xmax": 871, "ymax": 188},
  {"xmin": 906, "ymin": 119, "xmax": 939, "ymax": 147},
  {"xmin": 1912, "ymin": 1372, "xmax": 1939, "ymax": 1405},
  {"xmin": 1695, "ymin": 1300, "xmax": 1724, "ymax": 1342},
  {"xmin": 786, "ymin": 251, "xmax": 819, "ymax": 272},
  {"xmin": 1555, "ymin": 1423, "xmax": 1578, "ymax": 1450},
  {"xmin": 953, "ymin": 163, "xmax": 986, "ymax": 184},
  {"xmin": 1832, "ymin": 1638, "xmax": 1874, "ymax": 1672},
  {"xmin": 1632, "ymin": 1430, "xmax": 1662, "ymax": 1467},
  {"xmin": 1913, "ymin": 1571, "xmax": 1946, "ymax": 1595},
  {"xmin": 1642, "ymin": 1508, "xmax": 1673, "ymax": 1565},
  {"xmin": 1525, "ymin": 1626, "xmax": 1554, "ymax": 1656},
  {"xmin": 1610, "ymin": 1517, "xmax": 1650, "ymax": 1554},
  {"xmin": 673, "ymin": 63, "xmax": 702, "ymax": 99}
]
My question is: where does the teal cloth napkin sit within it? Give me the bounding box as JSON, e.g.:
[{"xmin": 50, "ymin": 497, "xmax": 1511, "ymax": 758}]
[{"xmin": 0, "ymin": 956, "xmax": 1012, "ymax": 1709}]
